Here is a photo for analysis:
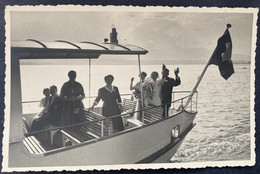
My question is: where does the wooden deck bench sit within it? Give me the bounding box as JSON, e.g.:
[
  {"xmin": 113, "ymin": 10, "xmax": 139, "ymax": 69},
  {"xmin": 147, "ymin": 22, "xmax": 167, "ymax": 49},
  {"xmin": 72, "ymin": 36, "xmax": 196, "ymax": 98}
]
[
  {"xmin": 79, "ymin": 99, "xmax": 137, "ymax": 136},
  {"xmin": 23, "ymin": 136, "xmax": 46, "ymax": 155},
  {"xmin": 143, "ymin": 105, "xmax": 163, "ymax": 124},
  {"xmin": 122, "ymin": 98, "xmax": 137, "ymax": 113},
  {"xmin": 60, "ymin": 129, "xmax": 82, "ymax": 146},
  {"xmin": 81, "ymin": 110, "xmax": 112, "ymax": 137}
]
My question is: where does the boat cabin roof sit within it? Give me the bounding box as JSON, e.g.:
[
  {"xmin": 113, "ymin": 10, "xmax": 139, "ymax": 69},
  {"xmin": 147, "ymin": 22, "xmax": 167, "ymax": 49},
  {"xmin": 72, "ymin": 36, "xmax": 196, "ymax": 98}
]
[
  {"xmin": 9, "ymin": 39, "xmax": 148, "ymax": 143},
  {"xmin": 11, "ymin": 39, "xmax": 148, "ymax": 59}
]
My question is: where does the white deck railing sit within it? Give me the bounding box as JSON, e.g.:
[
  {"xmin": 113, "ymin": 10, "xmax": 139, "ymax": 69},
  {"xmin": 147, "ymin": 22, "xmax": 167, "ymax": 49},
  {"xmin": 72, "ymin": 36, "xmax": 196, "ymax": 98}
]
[{"xmin": 22, "ymin": 91, "xmax": 198, "ymax": 155}]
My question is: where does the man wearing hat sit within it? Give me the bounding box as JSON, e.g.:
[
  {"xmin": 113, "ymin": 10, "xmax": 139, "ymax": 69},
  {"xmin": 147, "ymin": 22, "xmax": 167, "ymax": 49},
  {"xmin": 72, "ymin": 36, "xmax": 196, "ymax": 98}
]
[{"xmin": 161, "ymin": 64, "xmax": 181, "ymax": 118}]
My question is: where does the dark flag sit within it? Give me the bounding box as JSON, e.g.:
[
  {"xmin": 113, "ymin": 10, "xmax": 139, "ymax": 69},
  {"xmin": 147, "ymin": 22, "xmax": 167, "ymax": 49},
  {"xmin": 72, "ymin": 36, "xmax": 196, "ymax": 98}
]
[{"xmin": 210, "ymin": 29, "xmax": 234, "ymax": 80}]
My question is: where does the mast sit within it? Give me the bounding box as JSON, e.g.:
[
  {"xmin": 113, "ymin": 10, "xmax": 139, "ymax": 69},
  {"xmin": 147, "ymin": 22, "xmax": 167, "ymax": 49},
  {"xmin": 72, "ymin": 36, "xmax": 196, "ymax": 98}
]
[{"xmin": 184, "ymin": 24, "xmax": 231, "ymax": 108}]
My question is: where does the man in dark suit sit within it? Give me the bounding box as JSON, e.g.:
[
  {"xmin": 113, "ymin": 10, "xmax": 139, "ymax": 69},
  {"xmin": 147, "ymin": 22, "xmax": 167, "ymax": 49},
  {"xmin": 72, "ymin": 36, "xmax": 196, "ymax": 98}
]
[{"xmin": 161, "ymin": 64, "xmax": 181, "ymax": 118}]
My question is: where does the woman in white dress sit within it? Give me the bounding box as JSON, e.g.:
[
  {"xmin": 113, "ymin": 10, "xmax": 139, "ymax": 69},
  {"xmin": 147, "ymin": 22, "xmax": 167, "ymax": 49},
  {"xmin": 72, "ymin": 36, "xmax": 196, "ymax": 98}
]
[
  {"xmin": 130, "ymin": 72, "xmax": 154, "ymax": 105},
  {"xmin": 130, "ymin": 72, "xmax": 153, "ymax": 120},
  {"xmin": 147, "ymin": 71, "xmax": 162, "ymax": 106}
]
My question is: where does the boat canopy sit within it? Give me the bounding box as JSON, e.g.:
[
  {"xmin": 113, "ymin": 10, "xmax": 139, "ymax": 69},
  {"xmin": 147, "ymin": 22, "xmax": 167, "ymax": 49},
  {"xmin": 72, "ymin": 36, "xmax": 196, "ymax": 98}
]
[
  {"xmin": 11, "ymin": 39, "xmax": 148, "ymax": 59},
  {"xmin": 9, "ymin": 39, "xmax": 148, "ymax": 143}
]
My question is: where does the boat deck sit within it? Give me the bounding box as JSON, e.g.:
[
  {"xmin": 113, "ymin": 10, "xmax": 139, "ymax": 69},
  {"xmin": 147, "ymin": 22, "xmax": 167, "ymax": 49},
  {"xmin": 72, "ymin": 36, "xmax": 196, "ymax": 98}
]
[{"xmin": 22, "ymin": 92, "xmax": 197, "ymax": 156}]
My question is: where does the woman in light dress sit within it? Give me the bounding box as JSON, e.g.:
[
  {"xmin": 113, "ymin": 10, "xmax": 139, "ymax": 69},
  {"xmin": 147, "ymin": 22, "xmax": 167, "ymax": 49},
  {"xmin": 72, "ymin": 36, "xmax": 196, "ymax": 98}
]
[
  {"xmin": 130, "ymin": 71, "xmax": 162, "ymax": 120},
  {"xmin": 130, "ymin": 72, "xmax": 152, "ymax": 120},
  {"xmin": 130, "ymin": 72, "xmax": 149, "ymax": 101},
  {"xmin": 147, "ymin": 71, "xmax": 162, "ymax": 106},
  {"xmin": 130, "ymin": 72, "xmax": 150, "ymax": 104}
]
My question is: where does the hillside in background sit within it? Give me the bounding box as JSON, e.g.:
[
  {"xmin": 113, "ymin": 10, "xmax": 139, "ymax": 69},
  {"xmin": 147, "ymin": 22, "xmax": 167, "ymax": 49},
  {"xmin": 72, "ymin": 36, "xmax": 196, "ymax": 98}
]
[{"xmin": 19, "ymin": 53, "xmax": 251, "ymax": 65}]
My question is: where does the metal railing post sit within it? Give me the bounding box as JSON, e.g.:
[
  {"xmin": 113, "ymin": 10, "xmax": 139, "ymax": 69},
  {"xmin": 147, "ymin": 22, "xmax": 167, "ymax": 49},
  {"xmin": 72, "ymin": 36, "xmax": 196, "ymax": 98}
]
[
  {"xmin": 142, "ymin": 110, "xmax": 144, "ymax": 124},
  {"xmin": 172, "ymin": 92, "xmax": 174, "ymax": 109},
  {"xmin": 109, "ymin": 119, "xmax": 113, "ymax": 135},
  {"xmin": 164, "ymin": 104, "xmax": 167, "ymax": 118},
  {"xmin": 101, "ymin": 120, "xmax": 104, "ymax": 137},
  {"xmin": 191, "ymin": 95, "xmax": 193, "ymax": 112}
]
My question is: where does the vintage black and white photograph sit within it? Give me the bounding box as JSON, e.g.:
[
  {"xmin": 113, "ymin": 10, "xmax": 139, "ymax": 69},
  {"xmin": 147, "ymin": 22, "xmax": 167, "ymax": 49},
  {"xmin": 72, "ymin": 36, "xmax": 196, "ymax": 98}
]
[{"xmin": 2, "ymin": 6, "xmax": 257, "ymax": 171}]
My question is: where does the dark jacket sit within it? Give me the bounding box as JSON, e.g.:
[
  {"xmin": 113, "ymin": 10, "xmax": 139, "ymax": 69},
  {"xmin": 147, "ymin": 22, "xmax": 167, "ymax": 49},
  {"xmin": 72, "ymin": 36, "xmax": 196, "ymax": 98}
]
[
  {"xmin": 60, "ymin": 80, "xmax": 85, "ymax": 108},
  {"xmin": 95, "ymin": 86, "xmax": 122, "ymax": 117},
  {"xmin": 94, "ymin": 86, "xmax": 124, "ymax": 131},
  {"xmin": 161, "ymin": 76, "xmax": 181, "ymax": 107},
  {"xmin": 30, "ymin": 96, "xmax": 62, "ymax": 131},
  {"xmin": 48, "ymin": 96, "xmax": 63, "ymax": 125}
]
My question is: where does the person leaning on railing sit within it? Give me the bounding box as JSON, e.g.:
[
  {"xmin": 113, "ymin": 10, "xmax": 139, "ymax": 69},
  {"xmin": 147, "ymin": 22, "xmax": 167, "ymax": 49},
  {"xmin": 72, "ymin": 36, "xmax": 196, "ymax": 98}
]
[{"xmin": 90, "ymin": 74, "xmax": 124, "ymax": 132}]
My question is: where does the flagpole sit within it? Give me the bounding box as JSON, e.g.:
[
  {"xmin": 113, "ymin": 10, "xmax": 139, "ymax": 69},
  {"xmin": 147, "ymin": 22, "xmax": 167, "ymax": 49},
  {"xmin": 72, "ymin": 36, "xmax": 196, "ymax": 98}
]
[{"xmin": 184, "ymin": 24, "xmax": 231, "ymax": 108}]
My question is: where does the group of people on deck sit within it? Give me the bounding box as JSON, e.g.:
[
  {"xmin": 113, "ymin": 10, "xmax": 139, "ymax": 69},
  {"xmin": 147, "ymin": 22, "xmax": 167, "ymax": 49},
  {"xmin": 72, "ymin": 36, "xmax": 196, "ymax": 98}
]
[
  {"xmin": 30, "ymin": 64, "xmax": 181, "ymax": 134},
  {"xmin": 130, "ymin": 64, "xmax": 181, "ymax": 118},
  {"xmin": 30, "ymin": 70, "xmax": 85, "ymax": 132}
]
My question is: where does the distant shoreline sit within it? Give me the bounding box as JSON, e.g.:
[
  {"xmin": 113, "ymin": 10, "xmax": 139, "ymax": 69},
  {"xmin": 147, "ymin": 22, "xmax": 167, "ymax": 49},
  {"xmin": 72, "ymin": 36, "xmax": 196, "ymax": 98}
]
[{"xmin": 19, "ymin": 62, "xmax": 251, "ymax": 65}]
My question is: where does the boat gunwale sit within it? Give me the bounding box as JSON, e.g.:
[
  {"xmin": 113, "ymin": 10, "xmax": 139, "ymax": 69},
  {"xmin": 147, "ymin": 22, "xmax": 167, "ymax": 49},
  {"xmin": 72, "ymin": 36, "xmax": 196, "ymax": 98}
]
[
  {"xmin": 21, "ymin": 110, "xmax": 197, "ymax": 157},
  {"xmin": 21, "ymin": 91, "xmax": 198, "ymax": 157}
]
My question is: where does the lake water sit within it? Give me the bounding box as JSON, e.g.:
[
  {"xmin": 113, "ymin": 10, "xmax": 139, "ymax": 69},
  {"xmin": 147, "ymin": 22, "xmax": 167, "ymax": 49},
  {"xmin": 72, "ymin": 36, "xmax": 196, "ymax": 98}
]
[{"xmin": 20, "ymin": 63, "xmax": 252, "ymax": 162}]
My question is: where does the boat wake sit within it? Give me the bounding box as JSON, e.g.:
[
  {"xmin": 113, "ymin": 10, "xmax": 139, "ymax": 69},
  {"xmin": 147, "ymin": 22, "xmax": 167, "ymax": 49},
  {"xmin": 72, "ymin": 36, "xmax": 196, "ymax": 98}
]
[{"xmin": 171, "ymin": 132, "xmax": 250, "ymax": 162}]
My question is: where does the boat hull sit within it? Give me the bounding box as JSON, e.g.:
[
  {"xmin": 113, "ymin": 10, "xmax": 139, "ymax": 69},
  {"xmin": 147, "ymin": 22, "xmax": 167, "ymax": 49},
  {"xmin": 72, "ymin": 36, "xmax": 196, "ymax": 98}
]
[
  {"xmin": 140, "ymin": 123, "xmax": 195, "ymax": 163},
  {"xmin": 8, "ymin": 110, "xmax": 196, "ymax": 168}
]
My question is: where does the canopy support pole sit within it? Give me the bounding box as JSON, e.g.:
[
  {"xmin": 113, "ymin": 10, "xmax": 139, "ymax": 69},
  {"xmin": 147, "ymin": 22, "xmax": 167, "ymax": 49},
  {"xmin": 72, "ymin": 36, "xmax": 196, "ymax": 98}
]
[
  {"xmin": 89, "ymin": 59, "xmax": 91, "ymax": 108},
  {"xmin": 137, "ymin": 54, "xmax": 144, "ymax": 124}
]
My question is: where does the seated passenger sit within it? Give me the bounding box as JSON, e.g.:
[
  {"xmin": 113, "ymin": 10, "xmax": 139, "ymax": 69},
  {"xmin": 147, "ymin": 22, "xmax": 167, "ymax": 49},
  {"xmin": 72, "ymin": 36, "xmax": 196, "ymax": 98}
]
[
  {"xmin": 22, "ymin": 117, "xmax": 30, "ymax": 133},
  {"xmin": 31, "ymin": 85, "xmax": 62, "ymax": 131},
  {"xmin": 47, "ymin": 85, "xmax": 63, "ymax": 126},
  {"xmin": 39, "ymin": 88, "xmax": 50, "ymax": 108}
]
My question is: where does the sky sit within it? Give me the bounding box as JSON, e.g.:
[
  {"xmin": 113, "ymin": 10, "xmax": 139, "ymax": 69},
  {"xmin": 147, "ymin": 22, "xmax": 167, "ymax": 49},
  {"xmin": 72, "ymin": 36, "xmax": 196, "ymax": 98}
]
[{"xmin": 9, "ymin": 7, "xmax": 257, "ymax": 65}]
